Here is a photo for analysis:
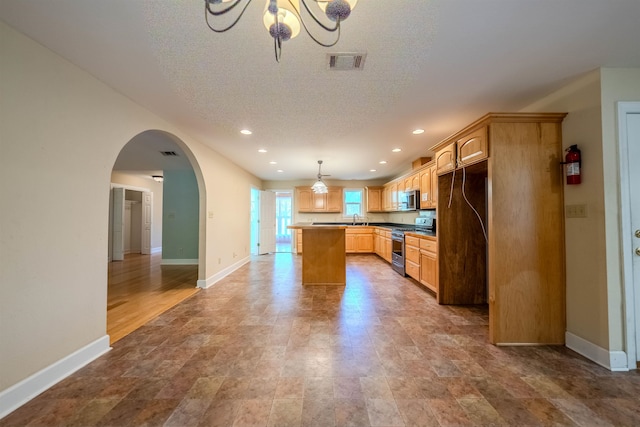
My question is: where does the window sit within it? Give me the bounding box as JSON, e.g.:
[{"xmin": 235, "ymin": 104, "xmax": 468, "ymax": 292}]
[{"xmin": 344, "ymin": 189, "xmax": 363, "ymax": 217}]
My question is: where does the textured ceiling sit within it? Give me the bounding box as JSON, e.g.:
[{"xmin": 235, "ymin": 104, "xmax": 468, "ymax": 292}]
[{"xmin": 2, "ymin": 0, "xmax": 640, "ymax": 182}]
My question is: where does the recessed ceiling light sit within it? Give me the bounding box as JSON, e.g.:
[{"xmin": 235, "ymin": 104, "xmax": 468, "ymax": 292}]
[
  {"xmin": 392, "ymin": 148, "xmax": 401, "ymax": 152},
  {"xmin": 277, "ymin": 170, "xmax": 284, "ymax": 173},
  {"xmin": 370, "ymin": 169, "xmax": 377, "ymax": 172},
  {"xmin": 379, "ymin": 160, "xmax": 387, "ymax": 164},
  {"xmin": 258, "ymin": 149, "xmax": 267, "ymax": 153},
  {"xmin": 241, "ymin": 129, "xmax": 252, "ymax": 135},
  {"xmin": 269, "ymin": 161, "xmax": 277, "ymax": 164},
  {"xmin": 412, "ymin": 129, "xmax": 425, "ymax": 135}
]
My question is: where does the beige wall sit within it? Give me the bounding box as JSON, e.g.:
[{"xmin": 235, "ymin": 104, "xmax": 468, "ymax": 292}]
[
  {"xmin": 0, "ymin": 21, "xmax": 260, "ymax": 392},
  {"xmin": 523, "ymin": 68, "xmax": 640, "ymax": 352}
]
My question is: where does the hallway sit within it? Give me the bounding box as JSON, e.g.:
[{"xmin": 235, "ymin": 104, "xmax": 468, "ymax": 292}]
[{"xmin": 2, "ymin": 254, "xmax": 639, "ymax": 426}]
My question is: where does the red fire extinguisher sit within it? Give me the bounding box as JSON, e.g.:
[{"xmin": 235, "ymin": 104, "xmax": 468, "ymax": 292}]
[{"xmin": 565, "ymin": 144, "xmax": 581, "ymax": 185}]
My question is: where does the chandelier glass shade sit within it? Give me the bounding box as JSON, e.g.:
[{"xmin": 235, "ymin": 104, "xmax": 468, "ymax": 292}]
[
  {"xmin": 311, "ymin": 160, "xmax": 329, "ymax": 194},
  {"xmin": 204, "ymin": 0, "xmax": 358, "ymax": 61}
]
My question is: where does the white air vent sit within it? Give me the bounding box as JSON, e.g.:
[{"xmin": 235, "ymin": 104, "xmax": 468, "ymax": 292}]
[
  {"xmin": 327, "ymin": 53, "xmax": 366, "ymax": 71},
  {"xmin": 160, "ymin": 151, "xmax": 179, "ymax": 156}
]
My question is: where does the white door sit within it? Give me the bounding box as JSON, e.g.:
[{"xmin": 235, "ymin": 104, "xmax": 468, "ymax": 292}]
[
  {"xmin": 259, "ymin": 190, "xmax": 276, "ymax": 254},
  {"xmin": 141, "ymin": 191, "xmax": 152, "ymax": 255},
  {"xmin": 618, "ymin": 102, "xmax": 640, "ymax": 366},
  {"xmin": 111, "ymin": 187, "xmax": 125, "ymax": 261}
]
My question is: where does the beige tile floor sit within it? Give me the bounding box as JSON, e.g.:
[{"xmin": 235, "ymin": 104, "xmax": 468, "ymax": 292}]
[{"xmin": 2, "ymin": 253, "xmax": 639, "ymax": 426}]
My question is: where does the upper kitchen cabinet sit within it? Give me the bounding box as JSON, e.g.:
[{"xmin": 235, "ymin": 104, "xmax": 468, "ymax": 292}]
[
  {"xmin": 457, "ymin": 127, "xmax": 488, "ymax": 168},
  {"xmin": 296, "ymin": 186, "xmax": 343, "ymax": 213},
  {"xmin": 434, "ymin": 143, "xmax": 456, "ymax": 175},
  {"xmin": 431, "ymin": 112, "xmax": 567, "ymax": 346},
  {"xmin": 419, "ymin": 165, "xmax": 436, "ymax": 209},
  {"xmin": 365, "ymin": 186, "xmax": 383, "ymax": 212}
]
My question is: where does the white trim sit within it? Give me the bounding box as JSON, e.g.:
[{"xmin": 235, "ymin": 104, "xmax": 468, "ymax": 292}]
[
  {"xmin": 161, "ymin": 258, "xmax": 198, "ymax": 265},
  {"xmin": 197, "ymin": 256, "xmax": 251, "ymax": 289},
  {"xmin": 617, "ymin": 101, "xmax": 640, "ymax": 370},
  {"xmin": 0, "ymin": 335, "xmax": 111, "ymax": 419},
  {"xmin": 566, "ymin": 331, "xmax": 628, "ymax": 371},
  {"xmin": 151, "ymin": 246, "xmax": 162, "ymax": 254}
]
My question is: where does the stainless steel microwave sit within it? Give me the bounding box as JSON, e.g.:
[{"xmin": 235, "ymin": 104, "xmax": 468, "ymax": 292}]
[{"xmin": 400, "ymin": 190, "xmax": 419, "ymax": 211}]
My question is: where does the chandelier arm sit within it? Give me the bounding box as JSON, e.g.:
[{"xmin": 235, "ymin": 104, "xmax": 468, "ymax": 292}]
[
  {"xmin": 297, "ymin": 0, "xmax": 340, "ymax": 33},
  {"xmin": 298, "ymin": 18, "xmax": 341, "ymax": 47},
  {"xmin": 204, "ymin": 0, "xmax": 255, "ymax": 33},
  {"xmin": 205, "ymin": 0, "xmax": 245, "ymax": 17}
]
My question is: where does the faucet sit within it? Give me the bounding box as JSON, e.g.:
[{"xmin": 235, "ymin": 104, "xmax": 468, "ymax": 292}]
[{"xmin": 352, "ymin": 213, "xmax": 360, "ymax": 225}]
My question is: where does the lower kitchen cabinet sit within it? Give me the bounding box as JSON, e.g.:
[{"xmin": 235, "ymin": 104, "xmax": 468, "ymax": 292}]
[
  {"xmin": 406, "ymin": 233, "xmax": 438, "ymax": 295},
  {"xmin": 346, "ymin": 227, "xmax": 374, "ymax": 253}
]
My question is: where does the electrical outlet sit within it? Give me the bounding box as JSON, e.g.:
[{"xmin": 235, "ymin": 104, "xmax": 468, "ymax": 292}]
[{"xmin": 566, "ymin": 204, "xmax": 587, "ymax": 218}]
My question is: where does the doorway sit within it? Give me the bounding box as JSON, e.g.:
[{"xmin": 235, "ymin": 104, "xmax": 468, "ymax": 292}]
[
  {"xmin": 276, "ymin": 191, "xmax": 293, "ymax": 252},
  {"xmin": 108, "ymin": 130, "xmax": 203, "ymax": 343},
  {"xmin": 618, "ymin": 101, "xmax": 640, "ymax": 368}
]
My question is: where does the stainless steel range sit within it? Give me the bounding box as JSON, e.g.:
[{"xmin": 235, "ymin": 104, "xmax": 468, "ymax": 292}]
[{"xmin": 391, "ymin": 217, "xmax": 436, "ymax": 277}]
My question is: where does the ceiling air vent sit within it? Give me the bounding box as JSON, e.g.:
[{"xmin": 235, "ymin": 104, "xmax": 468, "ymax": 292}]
[
  {"xmin": 160, "ymin": 151, "xmax": 179, "ymax": 156},
  {"xmin": 327, "ymin": 53, "xmax": 366, "ymax": 71}
]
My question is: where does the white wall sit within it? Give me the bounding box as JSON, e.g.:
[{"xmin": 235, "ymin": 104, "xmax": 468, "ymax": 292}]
[{"xmin": 0, "ymin": 20, "xmax": 261, "ymax": 398}]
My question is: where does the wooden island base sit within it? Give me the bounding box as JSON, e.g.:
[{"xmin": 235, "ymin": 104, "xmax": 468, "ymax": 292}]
[{"xmin": 288, "ymin": 225, "xmax": 346, "ymax": 285}]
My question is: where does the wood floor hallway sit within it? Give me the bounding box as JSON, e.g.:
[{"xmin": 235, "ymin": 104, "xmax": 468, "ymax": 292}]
[
  {"xmin": 107, "ymin": 253, "xmax": 199, "ymax": 343},
  {"xmin": 2, "ymin": 253, "xmax": 639, "ymax": 426}
]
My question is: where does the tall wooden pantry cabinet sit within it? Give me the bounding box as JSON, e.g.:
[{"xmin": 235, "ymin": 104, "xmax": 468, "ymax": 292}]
[{"xmin": 431, "ymin": 112, "xmax": 567, "ymax": 345}]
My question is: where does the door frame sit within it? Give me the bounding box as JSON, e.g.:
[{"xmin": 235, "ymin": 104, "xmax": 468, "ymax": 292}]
[
  {"xmin": 109, "ymin": 183, "xmax": 152, "ymax": 261},
  {"xmin": 618, "ymin": 101, "xmax": 640, "ymax": 369}
]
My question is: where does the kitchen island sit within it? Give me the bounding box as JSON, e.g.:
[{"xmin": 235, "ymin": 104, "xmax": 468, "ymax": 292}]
[{"xmin": 287, "ymin": 224, "xmax": 346, "ymax": 285}]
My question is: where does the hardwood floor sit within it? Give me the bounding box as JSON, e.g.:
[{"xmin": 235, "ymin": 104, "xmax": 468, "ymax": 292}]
[{"xmin": 107, "ymin": 253, "xmax": 199, "ymax": 343}]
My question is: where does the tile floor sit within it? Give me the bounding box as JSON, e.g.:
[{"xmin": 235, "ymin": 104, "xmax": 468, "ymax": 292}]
[{"xmin": 2, "ymin": 254, "xmax": 639, "ymax": 426}]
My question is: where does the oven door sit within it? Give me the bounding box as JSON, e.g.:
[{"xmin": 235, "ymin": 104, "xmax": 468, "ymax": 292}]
[{"xmin": 391, "ymin": 233, "xmax": 405, "ymax": 276}]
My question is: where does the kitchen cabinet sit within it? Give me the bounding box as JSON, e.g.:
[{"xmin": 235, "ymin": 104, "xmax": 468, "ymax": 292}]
[
  {"xmin": 296, "ymin": 186, "xmax": 343, "ymax": 213},
  {"xmin": 419, "ymin": 166, "xmax": 434, "ymax": 209},
  {"xmin": 365, "ymin": 186, "xmax": 383, "ymax": 212},
  {"xmin": 345, "ymin": 227, "xmax": 374, "ymax": 253},
  {"xmin": 431, "ymin": 112, "xmax": 567, "ymax": 345},
  {"xmin": 404, "ymin": 235, "xmax": 421, "ymax": 281},
  {"xmin": 373, "ymin": 227, "xmax": 392, "ymax": 262},
  {"xmin": 435, "ymin": 143, "xmax": 456, "ymax": 175},
  {"xmin": 296, "ymin": 230, "xmax": 303, "ymax": 254},
  {"xmin": 404, "ymin": 173, "xmax": 420, "ymax": 192},
  {"xmin": 457, "ymin": 127, "xmax": 488, "ymax": 167},
  {"xmin": 419, "ymin": 237, "xmax": 437, "ymax": 293}
]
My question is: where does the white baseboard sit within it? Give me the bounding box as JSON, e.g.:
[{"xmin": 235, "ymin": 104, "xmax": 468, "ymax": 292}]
[
  {"xmin": 0, "ymin": 335, "xmax": 111, "ymax": 419},
  {"xmin": 161, "ymin": 258, "xmax": 198, "ymax": 265},
  {"xmin": 197, "ymin": 256, "xmax": 251, "ymax": 289},
  {"xmin": 565, "ymin": 331, "xmax": 629, "ymax": 371},
  {"xmin": 151, "ymin": 246, "xmax": 162, "ymax": 254}
]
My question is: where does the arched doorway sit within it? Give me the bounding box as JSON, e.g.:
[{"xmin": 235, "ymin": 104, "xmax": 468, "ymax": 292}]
[{"xmin": 108, "ymin": 130, "xmax": 204, "ymax": 343}]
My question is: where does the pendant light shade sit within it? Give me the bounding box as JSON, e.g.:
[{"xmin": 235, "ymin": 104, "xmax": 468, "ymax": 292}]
[{"xmin": 311, "ymin": 160, "xmax": 329, "ymax": 194}]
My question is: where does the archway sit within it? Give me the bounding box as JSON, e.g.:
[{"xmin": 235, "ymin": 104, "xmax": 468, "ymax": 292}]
[{"xmin": 108, "ymin": 130, "xmax": 205, "ymax": 343}]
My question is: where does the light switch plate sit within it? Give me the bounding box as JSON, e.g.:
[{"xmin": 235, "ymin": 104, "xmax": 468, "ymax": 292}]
[{"xmin": 566, "ymin": 204, "xmax": 587, "ymax": 218}]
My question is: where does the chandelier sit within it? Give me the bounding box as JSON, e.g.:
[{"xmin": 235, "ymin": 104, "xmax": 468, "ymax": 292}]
[
  {"xmin": 311, "ymin": 160, "xmax": 330, "ymax": 194},
  {"xmin": 204, "ymin": 0, "xmax": 358, "ymax": 62}
]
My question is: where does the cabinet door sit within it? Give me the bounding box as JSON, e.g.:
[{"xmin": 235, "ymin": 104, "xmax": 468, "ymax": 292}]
[
  {"xmin": 366, "ymin": 187, "xmax": 382, "ymax": 212},
  {"xmin": 435, "ymin": 144, "xmax": 456, "ymax": 175},
  {"xmin": 457, "ymin": 127, "xmax": 488, "ymax": 167},
  {"xmin": 345, "ymin": 232, "xmax": 355, "ymax": 253},
  {"xmin": 313, "ymin": 193, "xmax": 327, "ymax": 211},
  {"xmin": 355, "ymin": 234, "xmax": 374, "ymax": 253},
  {"xmin": 430, "ymin": 166, "xmax": 438, "ymax": 208},
  {"xmin": 296, "ymin": 187, "xmax": 313, "ymax": 212},
  {"xmin": 390, "ymin": 182, "xmax": 399, "ymax": 211},
  {"xmin": 420, "ymin": 251, "xmax": 437, "ymax": 293},
  {"xmin": 326, "ymin": 188, "xmax": 343, "ymax": 212},
  {"xmin": 411, "ymin": 174, "xmax": 420, "ymax": 191},
  {"xmin": 419, "ymin": 167, "xmax": 432, "ymax": 209}
]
